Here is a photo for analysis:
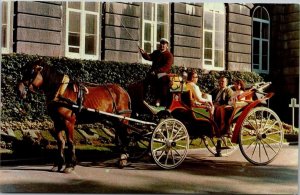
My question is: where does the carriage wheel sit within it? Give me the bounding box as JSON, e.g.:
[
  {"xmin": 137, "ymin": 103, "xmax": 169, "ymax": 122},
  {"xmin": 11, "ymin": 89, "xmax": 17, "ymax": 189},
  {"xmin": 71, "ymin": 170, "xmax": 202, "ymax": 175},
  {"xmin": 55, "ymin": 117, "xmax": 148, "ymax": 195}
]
[
  {"xmin": 202, "ymin": 134, "xmax": 238, "ymax": 157},
  {"xmin": 239, "ymin": 107, "xmax": 283, "ymax": 165},
  {"xmin": 151, "ymin": 118, "xmax": 189, "ymax": 169}
]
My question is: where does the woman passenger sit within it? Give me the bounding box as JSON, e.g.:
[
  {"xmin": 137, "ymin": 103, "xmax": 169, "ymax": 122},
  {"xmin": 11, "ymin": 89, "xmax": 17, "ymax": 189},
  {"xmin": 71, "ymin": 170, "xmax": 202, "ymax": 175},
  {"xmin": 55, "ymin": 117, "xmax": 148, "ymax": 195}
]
[
  {"xmin": 228, "ymin": 79, "xmax": 246, "ymax": 106},
  {"xmin": 186, "ymin": 70, "xmax": 214, "ymax": 114}
]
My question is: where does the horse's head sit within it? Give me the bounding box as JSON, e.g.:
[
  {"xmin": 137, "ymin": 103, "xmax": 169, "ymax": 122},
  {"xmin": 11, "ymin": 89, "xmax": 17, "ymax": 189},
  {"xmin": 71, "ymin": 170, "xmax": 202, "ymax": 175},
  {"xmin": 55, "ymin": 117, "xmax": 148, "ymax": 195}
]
[{"xmin": 18, "ymin": 60, "xmax": 44, "ymax": 99}]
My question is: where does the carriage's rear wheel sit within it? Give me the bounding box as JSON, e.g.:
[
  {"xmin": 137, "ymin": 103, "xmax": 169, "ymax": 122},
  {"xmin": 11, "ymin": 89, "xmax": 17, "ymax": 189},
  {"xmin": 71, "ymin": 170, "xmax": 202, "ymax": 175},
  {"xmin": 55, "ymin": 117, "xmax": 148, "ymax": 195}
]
[
  {"xmin": 239, "ymin": 107, "xmax": 283, "ymax": 165},
  {"xmin": 151, "ymin": 118, "xmax": 189, "ymax": 169}
]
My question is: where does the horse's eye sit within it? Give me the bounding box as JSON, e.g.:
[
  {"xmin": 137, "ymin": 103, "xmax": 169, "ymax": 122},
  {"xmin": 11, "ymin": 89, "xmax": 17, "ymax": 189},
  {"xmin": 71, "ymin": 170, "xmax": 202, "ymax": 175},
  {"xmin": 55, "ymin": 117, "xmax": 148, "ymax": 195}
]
[{"xmin": 31, "ymin": 69, "xmax": 35, "ymax": 75}]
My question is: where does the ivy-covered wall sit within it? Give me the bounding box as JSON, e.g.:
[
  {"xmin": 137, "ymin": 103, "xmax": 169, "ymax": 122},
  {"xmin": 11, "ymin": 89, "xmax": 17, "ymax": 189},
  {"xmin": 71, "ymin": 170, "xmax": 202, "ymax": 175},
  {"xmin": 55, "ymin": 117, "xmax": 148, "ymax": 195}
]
[{"xmin": 1, "ymin": 53, "xmax": 264, "ymax": 122}]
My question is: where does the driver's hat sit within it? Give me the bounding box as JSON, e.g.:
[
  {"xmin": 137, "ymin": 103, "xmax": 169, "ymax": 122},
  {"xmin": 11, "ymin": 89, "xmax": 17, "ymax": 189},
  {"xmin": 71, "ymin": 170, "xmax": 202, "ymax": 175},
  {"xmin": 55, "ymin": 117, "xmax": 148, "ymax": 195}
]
[{"xmin": 160, "ymin": 38, "xmax": 169, "ymax": 44}]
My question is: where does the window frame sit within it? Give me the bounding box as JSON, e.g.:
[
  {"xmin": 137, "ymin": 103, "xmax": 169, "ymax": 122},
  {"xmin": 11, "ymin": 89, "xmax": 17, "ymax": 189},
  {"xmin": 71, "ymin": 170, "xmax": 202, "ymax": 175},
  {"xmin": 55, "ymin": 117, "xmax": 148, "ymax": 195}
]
[
  {"xmin": 202, "ymin": 3, "xmax": 226, "ymax": 71},
  {"xmin": 140, "ymin": 2, "xmax": 170, "ymax": 64},
  {"xmin": 65, "ymin": 1, "xmax": 100, "ymax": 60},
  {"xmin": 1, "ymin": 0, "xmax": 11, "ymax": 54},
  {"xmin": 252, "ymin": 6, "xmax": 270, "ymax": 74}
]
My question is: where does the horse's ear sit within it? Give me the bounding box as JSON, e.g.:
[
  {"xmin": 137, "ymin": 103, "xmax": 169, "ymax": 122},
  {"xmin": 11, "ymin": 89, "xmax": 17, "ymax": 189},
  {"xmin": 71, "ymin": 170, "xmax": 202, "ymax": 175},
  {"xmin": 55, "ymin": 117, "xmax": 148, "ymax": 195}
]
[{"xmin": 36, "ymin": 65, "xmax": 43, "ymax": 72}]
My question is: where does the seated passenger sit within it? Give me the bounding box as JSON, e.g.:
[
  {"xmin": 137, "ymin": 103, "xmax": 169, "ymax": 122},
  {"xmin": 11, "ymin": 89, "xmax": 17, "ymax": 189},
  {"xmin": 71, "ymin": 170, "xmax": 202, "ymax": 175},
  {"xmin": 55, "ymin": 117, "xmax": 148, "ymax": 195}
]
[
  {"xmin": 186, "ymin": 70, "xmax": 214, "ymax": 114},
  {"xmin": 211, "ymin": 76, "xmax": 234, "ymax": 136},
  {"xmin": 228, "ymin": 79, "xmax": 246, "ymax": 106}
]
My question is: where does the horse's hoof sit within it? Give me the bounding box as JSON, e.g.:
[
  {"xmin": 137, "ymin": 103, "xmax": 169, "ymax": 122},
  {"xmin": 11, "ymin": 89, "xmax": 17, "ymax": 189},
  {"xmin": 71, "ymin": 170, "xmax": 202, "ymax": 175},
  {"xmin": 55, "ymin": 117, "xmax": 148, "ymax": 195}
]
[
  {"xmin": 118, "ymin": 153, "xmax": 129, "ymax": 168},
  {"xmin": 118, "ymin": 159, "xmax": 127, "ymax": 168},
  {"xmin": 63, "ymin": 167, "xmax": 74, "ymax": 174},
  {"xmin": 50, "ymin": 166, "xmax": 58, "ymax": 172},
  {"xmin": 51, "ymin": 166, "xmax": 63, "ymax": 172}
]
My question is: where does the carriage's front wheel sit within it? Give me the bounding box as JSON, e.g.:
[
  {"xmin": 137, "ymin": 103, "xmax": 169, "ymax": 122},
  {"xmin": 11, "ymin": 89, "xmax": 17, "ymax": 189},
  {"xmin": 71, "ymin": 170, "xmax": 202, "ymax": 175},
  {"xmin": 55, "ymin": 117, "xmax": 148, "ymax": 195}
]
[
  {"xmin": 239, "ymin": 107, "xmax": 283, "ymax": 165},
  {"xmin": 151, "ymin": 118, "xmax": 189, "ymax": 169}
]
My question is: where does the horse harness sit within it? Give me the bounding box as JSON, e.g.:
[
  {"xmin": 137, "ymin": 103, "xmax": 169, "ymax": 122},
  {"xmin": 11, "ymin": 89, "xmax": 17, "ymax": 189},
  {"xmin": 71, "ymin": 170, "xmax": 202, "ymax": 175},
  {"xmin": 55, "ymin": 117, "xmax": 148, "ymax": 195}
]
[
  {"xmin": 53, "ymin": 75, "xmax": 88, "ymax": 113},
  {"xmin": 54, "ymin": 74, "xmax": 122, "ymax": 115}
]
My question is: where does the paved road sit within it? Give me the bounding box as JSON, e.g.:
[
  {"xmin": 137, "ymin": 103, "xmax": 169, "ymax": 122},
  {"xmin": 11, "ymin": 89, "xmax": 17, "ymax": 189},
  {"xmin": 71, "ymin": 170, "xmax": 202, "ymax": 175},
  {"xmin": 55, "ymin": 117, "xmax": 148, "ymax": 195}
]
[{"xmin": 0, "ymin": 145, "xmax": 298, "ymax": 194}]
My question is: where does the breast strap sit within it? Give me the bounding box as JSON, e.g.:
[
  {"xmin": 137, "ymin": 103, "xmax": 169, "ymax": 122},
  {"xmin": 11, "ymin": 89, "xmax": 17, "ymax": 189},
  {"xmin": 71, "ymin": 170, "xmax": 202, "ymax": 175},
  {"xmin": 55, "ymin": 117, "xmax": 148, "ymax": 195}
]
[{"xmin": 53, "ymin": 75, "xmax": 70, "ymax": 101}]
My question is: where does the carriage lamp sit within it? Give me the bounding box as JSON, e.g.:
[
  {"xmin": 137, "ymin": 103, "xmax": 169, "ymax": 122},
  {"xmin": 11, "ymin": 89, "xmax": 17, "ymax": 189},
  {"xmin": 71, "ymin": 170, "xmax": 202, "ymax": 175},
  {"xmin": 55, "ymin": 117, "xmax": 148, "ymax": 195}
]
[
  {"xmin": 178, "ymin": 76, "xmax": 183, "ymax": 82},
  {"xmin": 182, "ymin": 71, "xmax": 188, "ymax": 83}
]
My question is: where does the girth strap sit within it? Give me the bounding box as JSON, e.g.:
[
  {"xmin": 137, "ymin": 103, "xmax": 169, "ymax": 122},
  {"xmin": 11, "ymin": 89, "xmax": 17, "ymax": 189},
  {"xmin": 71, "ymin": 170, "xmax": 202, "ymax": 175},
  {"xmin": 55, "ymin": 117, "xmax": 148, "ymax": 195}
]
[
  {"xmin": 103, "ymin": 85, "xmax": 119, "ymax": 114},
  {"xmin": 74, "ymin": 83, "xmax": 89, "ymax": 113}
]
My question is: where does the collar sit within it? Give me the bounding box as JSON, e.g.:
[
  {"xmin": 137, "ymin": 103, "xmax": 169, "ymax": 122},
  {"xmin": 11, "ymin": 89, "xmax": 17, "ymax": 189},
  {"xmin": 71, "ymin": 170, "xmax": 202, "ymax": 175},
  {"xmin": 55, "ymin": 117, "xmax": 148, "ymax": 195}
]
[{"xmin": 53, "ymin": 75, "xmax": 70, "ymax": 101}]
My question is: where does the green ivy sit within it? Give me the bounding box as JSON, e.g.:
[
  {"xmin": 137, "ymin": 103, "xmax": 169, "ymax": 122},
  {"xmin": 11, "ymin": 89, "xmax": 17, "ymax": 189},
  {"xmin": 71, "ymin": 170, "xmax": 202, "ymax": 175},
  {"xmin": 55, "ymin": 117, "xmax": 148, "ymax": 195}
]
[{"xmin": 1, "ymin": 53, "xmax": 264, "ymax": 122}]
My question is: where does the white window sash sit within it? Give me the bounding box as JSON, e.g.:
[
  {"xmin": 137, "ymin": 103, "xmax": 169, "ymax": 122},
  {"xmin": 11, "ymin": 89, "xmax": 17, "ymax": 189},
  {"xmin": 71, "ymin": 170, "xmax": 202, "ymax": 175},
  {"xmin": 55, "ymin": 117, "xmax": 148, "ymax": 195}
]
[
  {"xmin": 203, "ymin": 4, "xmax": 225, "ymax": 71},
  {"xmin": 1, "ymin": 0, "xmax": 11, "ymax": 54},
  {"xmin": 252, "ymin": 7, "xmax": 270, "ymax": 74},
  {"xmin": 65, "ymin": 2, "xmax": 100, "ymax": 60},
  {"xmin": 141, "ymin": 2, "xmax": 169, "ymax": 64}
]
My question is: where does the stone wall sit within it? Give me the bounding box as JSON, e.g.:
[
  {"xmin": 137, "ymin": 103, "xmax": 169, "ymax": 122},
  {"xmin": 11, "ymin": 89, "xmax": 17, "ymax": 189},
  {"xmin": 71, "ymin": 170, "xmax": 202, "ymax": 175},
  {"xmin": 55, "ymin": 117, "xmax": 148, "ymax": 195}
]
[
  {"xmin": 172, "ymin": 3, "xmax": 203, "ymax": 68},
  {"xmin": 14, "ymin": 1, "xmax": 63, "ymax": 56},
  {"xmin": 102, "ymin": 2, "xmax": 140, "ymax": 63},
  {"xmin": 226, "ymin": 3, "xmax": 253, "ymax": 72},
  {"xmin": 268, "ymin": 4, "xmax": 299, "ymax": 125}
]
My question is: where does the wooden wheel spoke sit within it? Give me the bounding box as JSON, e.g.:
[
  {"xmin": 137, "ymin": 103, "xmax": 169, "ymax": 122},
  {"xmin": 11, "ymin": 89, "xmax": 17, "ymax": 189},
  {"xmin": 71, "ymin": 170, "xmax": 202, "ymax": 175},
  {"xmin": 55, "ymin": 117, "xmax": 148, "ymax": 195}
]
[
  {"xmin": 153, "ymin": 138, "xmax": 165, "ymax": 144},
  {"xmin": 153, "ymin": 144, "xmax": 165, "ymax": 153},
  {"xmin": 261, "ymin": 139, "xmax": 278, "ymax": 154},
  {"xmin": 174, "ymin": 135, "xmax": 188, "ymax": 142}
]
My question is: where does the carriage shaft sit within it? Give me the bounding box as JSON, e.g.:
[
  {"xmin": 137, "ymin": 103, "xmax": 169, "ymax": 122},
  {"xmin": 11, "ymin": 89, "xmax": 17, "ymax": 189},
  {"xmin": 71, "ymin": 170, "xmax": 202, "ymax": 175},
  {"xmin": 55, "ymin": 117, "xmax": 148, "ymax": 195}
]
[{"xmin": 71, "ymin": 105, "xmax": 157, "ymax": 126}]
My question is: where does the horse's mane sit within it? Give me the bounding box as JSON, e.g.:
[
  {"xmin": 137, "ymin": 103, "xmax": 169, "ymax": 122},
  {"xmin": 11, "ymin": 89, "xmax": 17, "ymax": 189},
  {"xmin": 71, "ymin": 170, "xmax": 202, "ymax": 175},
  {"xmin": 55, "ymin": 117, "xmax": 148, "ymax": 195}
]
[{"xmin": 37, "ymin": 60, "xmax": 67, "ymax": 100}]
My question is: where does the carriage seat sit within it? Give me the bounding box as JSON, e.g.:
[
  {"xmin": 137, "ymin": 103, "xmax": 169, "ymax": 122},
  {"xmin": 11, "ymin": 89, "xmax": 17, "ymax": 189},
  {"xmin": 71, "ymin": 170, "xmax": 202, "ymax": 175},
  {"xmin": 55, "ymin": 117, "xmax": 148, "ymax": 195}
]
[{"xmin": 181, "ymin": 90, "xmax": 212, "ymax": 120}]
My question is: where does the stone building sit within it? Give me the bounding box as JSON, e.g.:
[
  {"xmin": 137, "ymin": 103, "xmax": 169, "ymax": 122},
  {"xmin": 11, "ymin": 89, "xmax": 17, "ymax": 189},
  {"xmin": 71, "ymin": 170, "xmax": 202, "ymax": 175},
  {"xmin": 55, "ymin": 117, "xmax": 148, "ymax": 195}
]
[{"xmin": 1, "ymin": 1, "xmax": 299, "ymax": 124}]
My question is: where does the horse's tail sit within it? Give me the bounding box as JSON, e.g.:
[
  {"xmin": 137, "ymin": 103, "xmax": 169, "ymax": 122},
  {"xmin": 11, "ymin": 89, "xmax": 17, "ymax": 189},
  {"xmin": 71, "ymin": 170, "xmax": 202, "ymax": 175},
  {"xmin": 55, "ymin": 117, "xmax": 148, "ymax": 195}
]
[
  {"xmin": 119, "ymin": 84, "xmax": 132, "ymax": 112},
  {"xmin": 126, "ymin": 80, "xmax": 145, "ymax": 116}
]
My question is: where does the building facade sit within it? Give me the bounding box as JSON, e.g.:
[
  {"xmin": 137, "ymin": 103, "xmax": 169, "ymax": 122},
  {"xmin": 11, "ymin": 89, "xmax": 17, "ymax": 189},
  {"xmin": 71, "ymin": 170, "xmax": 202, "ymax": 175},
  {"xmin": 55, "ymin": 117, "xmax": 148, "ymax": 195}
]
[{"xmin": 1, "ymin": 1, "xmax": 299, "ymax": 124}]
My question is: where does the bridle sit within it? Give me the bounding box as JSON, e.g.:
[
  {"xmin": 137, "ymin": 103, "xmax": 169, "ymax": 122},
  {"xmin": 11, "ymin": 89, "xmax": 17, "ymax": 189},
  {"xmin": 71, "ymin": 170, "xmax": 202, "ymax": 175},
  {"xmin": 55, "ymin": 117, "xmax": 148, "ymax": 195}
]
[{"xmin": 22, "ymin": 65, "xmax": 44, "ymax": 94}]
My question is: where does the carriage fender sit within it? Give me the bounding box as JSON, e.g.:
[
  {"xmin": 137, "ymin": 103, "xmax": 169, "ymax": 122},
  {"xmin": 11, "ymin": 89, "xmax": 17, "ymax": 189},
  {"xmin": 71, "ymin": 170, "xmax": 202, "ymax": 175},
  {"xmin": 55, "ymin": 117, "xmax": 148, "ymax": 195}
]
[
  {"xmin": 231, "ymin": 101, "xmax": 261, "ymax": 143},
  {"xmin": 157, "ymin": 110, "xmax": 172, "ymax": 119},
  {"xmin": 231, "ymin": 92, "xmax": 274, "ymax": 143}
]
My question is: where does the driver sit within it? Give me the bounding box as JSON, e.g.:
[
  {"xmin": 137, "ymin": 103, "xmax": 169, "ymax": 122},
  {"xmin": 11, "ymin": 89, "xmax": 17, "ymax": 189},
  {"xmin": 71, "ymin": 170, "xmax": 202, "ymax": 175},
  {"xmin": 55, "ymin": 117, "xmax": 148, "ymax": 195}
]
[{"xmin": 139, "ymin": 38, "xmax": 174, "ymax": 107}]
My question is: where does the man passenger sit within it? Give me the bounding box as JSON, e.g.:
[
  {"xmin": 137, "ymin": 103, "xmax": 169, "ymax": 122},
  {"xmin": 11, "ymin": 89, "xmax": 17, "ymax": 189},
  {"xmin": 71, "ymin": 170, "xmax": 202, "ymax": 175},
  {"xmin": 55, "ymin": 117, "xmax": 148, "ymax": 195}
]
[{"xmin": 211, "ymin": 76, "xmax": 234, "ymax": 136}]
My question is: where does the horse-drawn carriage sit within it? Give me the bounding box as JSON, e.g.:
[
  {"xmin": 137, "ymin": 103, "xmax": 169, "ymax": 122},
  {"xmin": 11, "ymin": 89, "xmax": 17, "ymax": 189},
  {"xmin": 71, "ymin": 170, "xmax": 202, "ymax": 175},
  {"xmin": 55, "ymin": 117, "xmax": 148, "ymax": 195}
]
[
  {"xmin": 127, "ymin": 70, "xmax": 283, "ymax": 169},
  {"xmin": 18, "ymin": 60, "xmax": 284, "ymax": 172}
]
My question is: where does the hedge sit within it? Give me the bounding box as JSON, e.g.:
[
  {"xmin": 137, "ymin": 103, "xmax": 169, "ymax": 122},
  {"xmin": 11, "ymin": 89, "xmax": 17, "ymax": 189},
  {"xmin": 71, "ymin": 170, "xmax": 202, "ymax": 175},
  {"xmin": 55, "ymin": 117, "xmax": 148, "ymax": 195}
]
[{"xmin": 1, "ymin": 53, "xmax": 264, "ymax": 122}]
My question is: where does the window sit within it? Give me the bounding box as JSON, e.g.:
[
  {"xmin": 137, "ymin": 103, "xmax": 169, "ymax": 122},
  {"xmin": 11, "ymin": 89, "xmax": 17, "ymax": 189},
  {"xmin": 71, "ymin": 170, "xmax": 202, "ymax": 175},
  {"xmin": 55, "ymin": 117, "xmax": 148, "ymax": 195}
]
[
  {"xmin": 1, "ymin": 0, "xmax": 11, "ymax": 53},
  {"xmin": 66, "ymin": 1, "xmax": 100, "ymax": 59},
  {"xmin": 141, "ymin": 2, "xmax": 170, "ymax": 59},
  {"xmin": 203, "ymin": 3, "xmax": 225, "ymax": 70},
  {"xmin": 252, "ymin": 6, "xmax": 270, "ymax": 74}
]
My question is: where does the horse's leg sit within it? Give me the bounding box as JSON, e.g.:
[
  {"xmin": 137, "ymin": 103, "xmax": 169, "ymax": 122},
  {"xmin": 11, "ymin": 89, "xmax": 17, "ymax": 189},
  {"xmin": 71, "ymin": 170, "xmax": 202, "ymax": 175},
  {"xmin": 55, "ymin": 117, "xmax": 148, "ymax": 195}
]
[
  {"xmin": 51, "ymin": 130, "xmax": 65, "ymax": 172},
  {"xmin": 114, "ymin": 119, "xmax": 131, "ymax": 168},
  {"xmin": 63, "ymin": 119, "xmax": 76, "ymax": 173}
]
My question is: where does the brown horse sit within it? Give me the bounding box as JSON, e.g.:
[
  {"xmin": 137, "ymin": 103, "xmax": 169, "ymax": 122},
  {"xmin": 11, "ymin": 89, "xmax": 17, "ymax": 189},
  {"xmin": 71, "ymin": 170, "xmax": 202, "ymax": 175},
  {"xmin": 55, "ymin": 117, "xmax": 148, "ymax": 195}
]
[{"xmin": 18, "ymin": 60, "xmax": 131, "ymax": 173}]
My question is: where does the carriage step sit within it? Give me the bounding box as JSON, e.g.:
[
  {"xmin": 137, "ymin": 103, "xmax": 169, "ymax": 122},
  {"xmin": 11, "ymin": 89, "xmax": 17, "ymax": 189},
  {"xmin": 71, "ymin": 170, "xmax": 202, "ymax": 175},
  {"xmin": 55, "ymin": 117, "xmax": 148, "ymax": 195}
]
[
  {"xmin": 143, "ymin": 101, "xmax": 165, "ymax": 115},
  {"xmin": 220, "ymin": 146, "xmax": 231, "ymax": 150}
]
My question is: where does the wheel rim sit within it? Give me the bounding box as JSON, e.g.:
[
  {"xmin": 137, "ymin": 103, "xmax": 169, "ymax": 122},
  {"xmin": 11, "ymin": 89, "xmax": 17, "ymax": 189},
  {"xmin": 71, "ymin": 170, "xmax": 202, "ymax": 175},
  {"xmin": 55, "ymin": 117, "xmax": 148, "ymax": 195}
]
[
  {"xmin": 239, "ymin": 107, "xmax": 283, "ymax": 165},
  {"xmin": 151, "ymin": 118, "xmax": 189, "ymax": 169}
]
